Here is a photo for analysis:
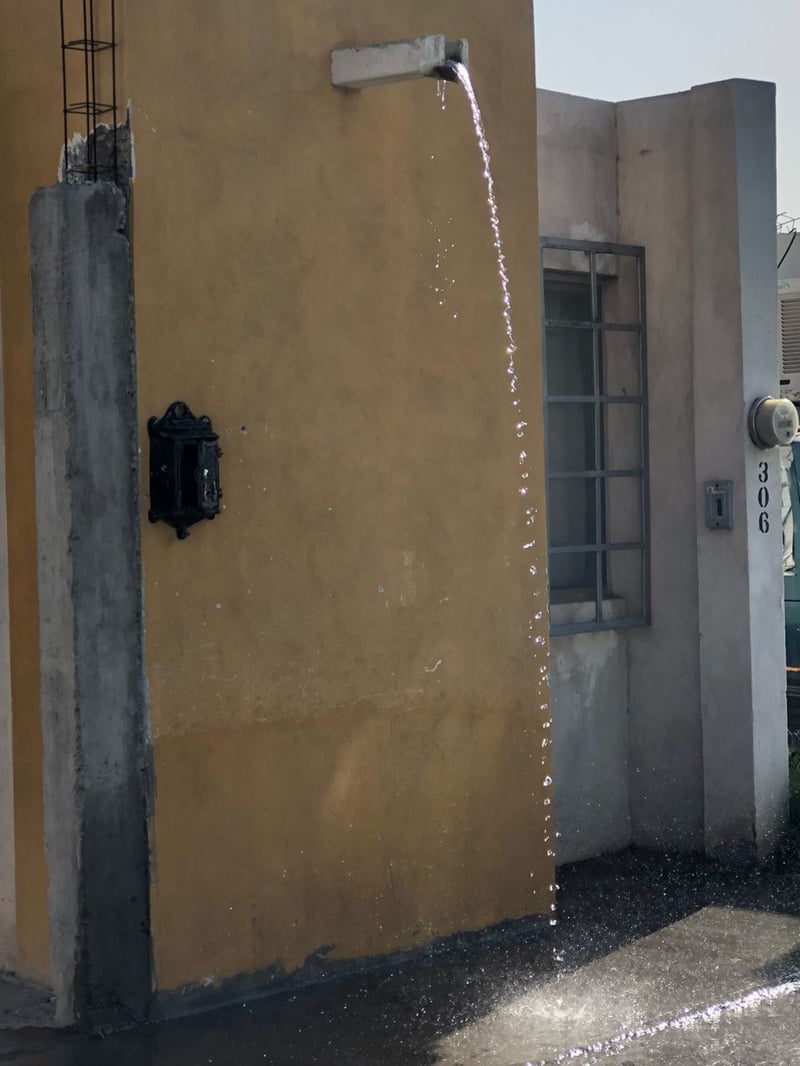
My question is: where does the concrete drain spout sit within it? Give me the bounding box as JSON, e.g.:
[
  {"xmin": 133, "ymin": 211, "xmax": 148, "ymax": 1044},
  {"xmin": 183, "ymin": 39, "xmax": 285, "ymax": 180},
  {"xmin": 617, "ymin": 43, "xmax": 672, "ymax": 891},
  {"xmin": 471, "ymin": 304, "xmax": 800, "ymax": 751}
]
[{"xmin": 331, "ymin": 35, "xmax": 468, "ymax": 90}]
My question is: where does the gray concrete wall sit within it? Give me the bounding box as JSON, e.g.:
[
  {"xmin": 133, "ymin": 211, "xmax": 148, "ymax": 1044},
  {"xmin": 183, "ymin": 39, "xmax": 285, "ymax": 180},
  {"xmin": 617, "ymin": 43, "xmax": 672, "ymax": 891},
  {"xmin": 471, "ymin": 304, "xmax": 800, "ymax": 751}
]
[
  {"xmin": 538, "ymin": 90, "xmax": 633, "ymax": 864},
  {"xmin": 550, "ymin": 622, "xmax": 631, "ymax": 864},
  {"xmin": 0, "ymin": 291, "xmax": 16, "ymax": 971},
  {"xmin": 620, "ymin": 81, "xmax": 785, "ymax": 860},
  {"xmin": 617, "ymin": 92, "xmax": 705, "ymax": 852},
  {"xmin": 539, "ymin": 80, "xmax": 786, "ymax": 864},
  {"xmin": 537, "ymin": 91, "xmax": 617, "ymax": 246},
  {"xmin": 691, "ymin": 81, "xmax": 786, "ymax": 860},
  {"xmin": 30, "ymin": 182, "xmax": 151, "ymax": 1025}
]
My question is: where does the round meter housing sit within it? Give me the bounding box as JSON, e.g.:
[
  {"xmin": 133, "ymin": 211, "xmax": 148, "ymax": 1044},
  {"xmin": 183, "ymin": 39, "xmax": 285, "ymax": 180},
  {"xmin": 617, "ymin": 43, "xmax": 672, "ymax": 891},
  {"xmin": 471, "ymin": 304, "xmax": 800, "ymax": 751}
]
[{"xmin": 748, "ymin": 396, "xmax": 799, "ymax": 449}]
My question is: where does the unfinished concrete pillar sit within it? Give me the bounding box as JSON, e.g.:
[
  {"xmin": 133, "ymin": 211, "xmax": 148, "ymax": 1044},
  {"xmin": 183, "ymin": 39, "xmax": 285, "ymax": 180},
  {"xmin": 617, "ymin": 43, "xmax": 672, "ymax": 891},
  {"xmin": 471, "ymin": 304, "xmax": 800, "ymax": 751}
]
[
  {"xmin": 30, "ymin": 182, "xmax": 151, "ymax": 1025},
  {"xmin": 618, "ymin": 79, "xmax": 786, "ymax": 862},
  {"xmin": 0, "ymin": 291, "xmax": 16, "ymax": 972},
  {"xmin": 690, "ymin": 81, "xmax": 787, "ymax": 861}
]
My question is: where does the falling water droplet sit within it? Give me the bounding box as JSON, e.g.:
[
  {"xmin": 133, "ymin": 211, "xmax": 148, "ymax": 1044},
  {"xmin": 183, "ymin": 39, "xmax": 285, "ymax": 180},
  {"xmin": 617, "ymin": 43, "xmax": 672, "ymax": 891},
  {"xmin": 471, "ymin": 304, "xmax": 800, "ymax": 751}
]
[{"xmin": 451, "ymin": 62, "xmax": 552, "ymax": 804}]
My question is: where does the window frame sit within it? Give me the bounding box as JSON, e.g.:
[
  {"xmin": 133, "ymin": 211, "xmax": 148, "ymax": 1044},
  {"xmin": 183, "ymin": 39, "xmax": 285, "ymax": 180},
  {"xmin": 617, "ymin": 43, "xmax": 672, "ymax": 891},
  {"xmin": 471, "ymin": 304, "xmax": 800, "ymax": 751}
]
[{"xmin": 541, "ymin": 237, "xmax": 651, "ymax": 636}]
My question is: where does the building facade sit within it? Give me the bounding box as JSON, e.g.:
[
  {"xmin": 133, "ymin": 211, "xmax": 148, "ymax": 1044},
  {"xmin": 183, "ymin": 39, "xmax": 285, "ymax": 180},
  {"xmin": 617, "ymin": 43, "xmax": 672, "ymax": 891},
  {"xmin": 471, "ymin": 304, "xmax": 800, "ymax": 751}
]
[
  {"xmin": 0, "ymin": 0, "xmax": 553, "ymax": 1027},
  {"xmin": 0, "ymin": 2, "xmax": 789, "ymax": 1032},
  {"xmin": 540, "ymin": 82, "xmax": 787, "ymax": 866}
]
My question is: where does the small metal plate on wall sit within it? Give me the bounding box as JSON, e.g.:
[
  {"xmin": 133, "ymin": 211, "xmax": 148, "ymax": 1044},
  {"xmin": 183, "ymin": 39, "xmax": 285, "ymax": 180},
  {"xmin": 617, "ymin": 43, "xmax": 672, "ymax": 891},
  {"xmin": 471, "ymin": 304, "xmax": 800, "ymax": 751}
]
[
  {"xmin": 705, "ymin": 481, "xmax": 733, "ymax": 529},
  {"xmin": 148, "ymin": 401, "xmax": 222, "ymax": 539}
]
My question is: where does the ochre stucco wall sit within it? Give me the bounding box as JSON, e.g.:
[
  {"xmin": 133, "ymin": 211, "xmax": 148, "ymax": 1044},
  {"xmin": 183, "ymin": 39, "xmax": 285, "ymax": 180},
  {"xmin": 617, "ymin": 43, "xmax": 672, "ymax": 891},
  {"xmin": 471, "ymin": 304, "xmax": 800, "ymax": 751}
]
[
  {"xmin": 128, "ymin": 1, "xmax": 551, "ymax": 993},
  {"xmin": 0, "ymin": 5, "xmax": 63, "ymax": 981},
  {"xmin": 0, "ymin": 0, "xmax": 552, "ymax": 995}
]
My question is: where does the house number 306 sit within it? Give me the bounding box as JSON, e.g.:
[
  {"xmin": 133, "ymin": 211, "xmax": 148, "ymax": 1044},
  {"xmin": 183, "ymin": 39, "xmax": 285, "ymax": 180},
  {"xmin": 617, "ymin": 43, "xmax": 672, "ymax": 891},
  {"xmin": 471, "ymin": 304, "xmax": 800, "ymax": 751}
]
[{"xmin": 758, "ymin": 461, "xmax": 770, "ymax": 533}]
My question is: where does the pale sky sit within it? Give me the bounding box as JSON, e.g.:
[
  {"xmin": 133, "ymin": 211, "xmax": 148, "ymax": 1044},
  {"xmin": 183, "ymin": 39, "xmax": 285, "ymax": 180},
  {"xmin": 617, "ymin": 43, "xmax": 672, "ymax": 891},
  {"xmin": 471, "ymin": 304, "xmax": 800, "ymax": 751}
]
[{"xmin": 534, "ymin": 0, "xmax": 800, "ymax": 217}]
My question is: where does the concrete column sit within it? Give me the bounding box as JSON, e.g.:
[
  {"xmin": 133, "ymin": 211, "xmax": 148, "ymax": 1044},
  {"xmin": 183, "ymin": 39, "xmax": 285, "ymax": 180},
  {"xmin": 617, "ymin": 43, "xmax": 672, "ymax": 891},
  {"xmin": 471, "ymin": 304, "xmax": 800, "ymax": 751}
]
[
  {"xmin": 0, "ymin": 291, "xmax": 16, "ymax": 971},
  {"xmin": 30, "ymin": 183, "xmax": 151, "ymax": 1024},
  {"xmin": 617, "ymin": 91, "xmax": 705, "ymax": 853},
  {"xmin": 690, "ymin": 81, "xmax": 787, "ymax": 861}
]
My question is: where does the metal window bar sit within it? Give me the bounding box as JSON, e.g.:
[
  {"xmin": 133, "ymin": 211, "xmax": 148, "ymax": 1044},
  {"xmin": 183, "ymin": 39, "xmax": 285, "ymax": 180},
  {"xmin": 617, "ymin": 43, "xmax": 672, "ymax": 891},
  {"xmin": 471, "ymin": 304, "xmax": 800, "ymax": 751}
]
[
  {"xmin": 638, "ymin": 246, "xmax": 651, "ymax": 627},
  {"xmin": 548, "ymin": 470, "xmax": 645, "ymax": 480},
  {"xmin": 60, "ymin": 0, "xmax": 118, "ymax": 183},
  {"xmin": 541, "ymin": 237, "xmax": 650, "ymax": 636},
  {"xmin": 590, "ymin": 252, "xmax": 604, "ymax": 624},
  {"xmin": 544, "ymin": 321, "xmax": 641, "ymax": 332},
  {"xmin": 550, "ymin": 542, "xmax": 646, "ymax": 554},
  {"xmin": 548, "ymin": 396, "xmax": 643, "ymax": 404}
]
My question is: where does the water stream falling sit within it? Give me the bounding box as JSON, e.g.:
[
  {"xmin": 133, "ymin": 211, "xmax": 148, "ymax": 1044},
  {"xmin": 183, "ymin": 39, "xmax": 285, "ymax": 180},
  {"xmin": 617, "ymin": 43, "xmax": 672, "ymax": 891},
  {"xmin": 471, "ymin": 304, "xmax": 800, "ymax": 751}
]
[
  {"xmin": 451, "ymin": 65, "xmax": 522, "ymax": 432},
  {"xmin": 448, "ymin": 62, "xmax": 554, "ymax": 909}
]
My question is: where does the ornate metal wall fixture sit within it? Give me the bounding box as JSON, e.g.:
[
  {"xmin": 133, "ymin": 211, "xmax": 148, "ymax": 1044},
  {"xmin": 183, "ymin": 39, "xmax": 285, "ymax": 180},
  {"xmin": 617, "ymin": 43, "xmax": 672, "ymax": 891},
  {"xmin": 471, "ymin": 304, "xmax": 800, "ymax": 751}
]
[
  {"xmin": 148, "ymin": 403, "xmax": 224, "ymax": 540},
  {"xmin": 60, "ymin": 0, "xmax": 118, "ymax": 182}
]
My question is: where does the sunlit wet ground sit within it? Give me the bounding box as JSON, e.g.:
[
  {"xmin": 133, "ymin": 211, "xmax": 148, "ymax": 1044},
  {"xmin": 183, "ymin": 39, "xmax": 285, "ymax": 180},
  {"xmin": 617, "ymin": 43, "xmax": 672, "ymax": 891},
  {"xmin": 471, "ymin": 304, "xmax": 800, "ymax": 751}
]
[
  {"xmin": 572, "ymin": 990, "xmax": 800, "ymax": 1066},
  {"xmin": 3, "ymin": 849, "xmax": 800, "ymax": 1064}
]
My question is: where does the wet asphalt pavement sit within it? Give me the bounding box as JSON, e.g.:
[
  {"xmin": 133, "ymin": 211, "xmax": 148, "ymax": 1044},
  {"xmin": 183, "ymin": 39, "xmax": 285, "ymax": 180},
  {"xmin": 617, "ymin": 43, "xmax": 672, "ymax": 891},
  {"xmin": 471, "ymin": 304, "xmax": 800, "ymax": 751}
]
[{"xmin": 2, "ymin": 849, "xmax": 800, "ymax": 1065}]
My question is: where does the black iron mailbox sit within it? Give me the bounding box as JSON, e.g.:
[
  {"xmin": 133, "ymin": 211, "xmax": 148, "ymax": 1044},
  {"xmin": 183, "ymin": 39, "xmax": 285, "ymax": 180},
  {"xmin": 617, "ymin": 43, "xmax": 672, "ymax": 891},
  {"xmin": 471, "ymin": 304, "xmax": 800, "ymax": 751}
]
[{"xmin": 148, "ymin": 401, "xmax": 222, "ymax": 539}]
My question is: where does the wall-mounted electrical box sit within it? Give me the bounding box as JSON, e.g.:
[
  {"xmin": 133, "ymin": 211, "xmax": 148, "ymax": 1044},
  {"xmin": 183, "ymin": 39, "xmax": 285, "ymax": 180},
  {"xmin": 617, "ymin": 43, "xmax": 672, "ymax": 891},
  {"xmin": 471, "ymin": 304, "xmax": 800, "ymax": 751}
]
[
  {"xmin": 748, "ymin": 395, "xmax": 799, "ymax": 449},
  {"xmin": 705, "ymin": 481, "xmax": 733, "ymax": 529}
]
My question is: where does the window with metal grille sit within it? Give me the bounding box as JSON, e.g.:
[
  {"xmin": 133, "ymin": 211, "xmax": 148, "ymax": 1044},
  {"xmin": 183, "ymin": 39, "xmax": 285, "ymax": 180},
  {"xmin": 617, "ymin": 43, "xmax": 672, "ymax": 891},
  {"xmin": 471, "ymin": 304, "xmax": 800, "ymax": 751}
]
[{"xmin": 541, "ymin": 238, "xmax": 650, "ymax": 635}]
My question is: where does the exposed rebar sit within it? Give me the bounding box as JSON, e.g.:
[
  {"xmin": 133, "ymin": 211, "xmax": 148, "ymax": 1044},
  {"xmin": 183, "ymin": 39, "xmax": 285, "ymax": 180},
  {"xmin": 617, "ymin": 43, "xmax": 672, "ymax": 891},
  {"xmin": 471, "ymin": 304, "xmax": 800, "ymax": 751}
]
[{"xmin": 60, "ymin": 0, "xmax": 119, "ymax": 183}]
